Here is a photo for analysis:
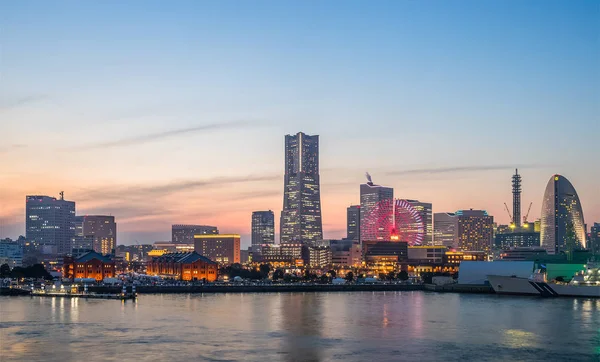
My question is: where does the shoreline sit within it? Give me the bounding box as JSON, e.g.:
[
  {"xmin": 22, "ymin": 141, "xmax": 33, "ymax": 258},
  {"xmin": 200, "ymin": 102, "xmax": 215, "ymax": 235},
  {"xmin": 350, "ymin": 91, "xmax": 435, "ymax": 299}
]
[{"xmin": 2, "ymin": 283, "xmax": 495, "ymax": 295}]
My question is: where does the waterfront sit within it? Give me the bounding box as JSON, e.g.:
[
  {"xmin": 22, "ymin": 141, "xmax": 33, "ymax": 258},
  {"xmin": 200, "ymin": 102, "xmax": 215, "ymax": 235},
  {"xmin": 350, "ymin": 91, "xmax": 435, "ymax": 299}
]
[{"xmin": 1, "ymin": 292, "xmax": 599, "ymax": 361}]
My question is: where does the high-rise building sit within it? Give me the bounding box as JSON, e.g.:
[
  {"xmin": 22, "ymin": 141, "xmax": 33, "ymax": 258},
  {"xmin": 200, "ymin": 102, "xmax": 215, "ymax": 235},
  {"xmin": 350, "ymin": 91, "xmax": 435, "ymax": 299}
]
[
  {"xmin": 251, "ymin": 211, "xmax": 275, "ymax": 252},
  {"xmin": 400, "ymin": 200, "xmax": 433, "ymax": 245},
  {"xmin": 26, "ymin": 193, "xmax": 76, "ymax": 255},
  {"xmin": 590, "ymin": 223, "xmax": 600, "ymax": 256},
  {"xmin": 360, "ymin": 175, "xmax": 393, "ymax": 242},
  {"xmin": 0, "ymin": 240, "xmax": 23, "ymax": 267},
  {"xmin": 193, "ymin": 234, "xmax": 240, "ymax": 265},
  {"xmin": 434, "ymin": 213, "xmax": 459, "ymax": 248},
  {"xmin": 74, "ymin": 215, "xmax": 117, "ymax": 255},
  {"xmin": 346, "ymin": 205, "xmax": 360, "ymax": 241},
  {"xmin": 457, "ymin": 209, "xmax": 494, "ymax": 253},
  {"xmin": 540, "ymin": 175, "xmax": 586, "ymax": 254},
  {"xmin": 172, "ymin": 225, "xmax": 218, "ymax": 244},
  {"xmin": 280, "ymin": 132, "xmax": 323, "ymax": 244}
]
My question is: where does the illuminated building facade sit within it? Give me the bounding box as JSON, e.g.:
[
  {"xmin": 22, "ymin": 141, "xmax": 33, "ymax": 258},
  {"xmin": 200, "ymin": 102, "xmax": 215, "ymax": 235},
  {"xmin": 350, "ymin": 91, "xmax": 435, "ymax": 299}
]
[
  {"xmin": 252, "ymin": 211, "xmax": 275, "ymax": 252},
  {"xmin": 26, "ymin": 194, "xmax": 76, "ymax": 255},
  {"xmin": 258, "ymin": 243, "xmax": 303, "ymax": 266},
  {"xmin": 434, "ymin": 212, "xmax": 458, "ymax": 248},
  {"xmin": 63, "ymin": 251, "xmax": 116, "ymax": 281},
  {"xmin": 407, "ymin": 246, "xmax": 446, "ymax": 264},
  {"xmin": 346, "ymin": 205, "xmax": 360, "ymax": 241},
  {"xmin": 443, "ymin": 251, "xmax": 487, "ymax": 265},
  {"xmin": 494, "ymin": 231, "xmax": 540, "ymax": 249},
  {"xmin": 360, "ymin": 179, "xmax": 393, "ymax": 243},
  {"xmin": 303, "ymin": 245, "xmax": 331, "ymax": 268},
  {"xmin": 172, "ymin": 225, "xmax": 218, "ymax": 244},
  {"xmin": 457, "ymin": 209, "xmax": 494, "ymax": 253},
  {"xmin": 398, "ymin": 200, "xmax": 432, "ymax": 245},
  {"xmin": 362, "ymin": 199, "xmax": 426, "ymax": 245},
  {"xmin": 540, "ymin": 175, "xmax": 586, "ymax": 254},
  {"xmin": 146, "ymin": 252, "xmax": 217, "ymax": 281},
  {"xmin": 280, "ymin": 132, "xmax": 323, "ymax": 244},
  {"xmin": 75, "ymin": 215, "xmax": 116, "ymax": 255},
  {"xmin": 363, "ymin": 240, "xmax": 408, "ymax": 264},
  {"xmin": 153, "ymin": 241, "xmax": 195, "ymax": 253},
  {"xmin": 0, "ymin": 241, "xmax": 23, "ymax": 267},
  {"xmin": 194, "ymin": 234, "xmax": 240, "ymax": 265},
  {"xmin": 591, "ymin": 223, "xmax": 600, "ymax": 256}
]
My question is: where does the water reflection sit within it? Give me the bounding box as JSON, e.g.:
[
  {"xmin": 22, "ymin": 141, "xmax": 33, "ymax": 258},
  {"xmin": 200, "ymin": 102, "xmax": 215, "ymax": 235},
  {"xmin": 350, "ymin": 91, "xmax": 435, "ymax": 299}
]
[{"xmin": 280, "ymin": 293, "xmax": 323, "ymax": 362}]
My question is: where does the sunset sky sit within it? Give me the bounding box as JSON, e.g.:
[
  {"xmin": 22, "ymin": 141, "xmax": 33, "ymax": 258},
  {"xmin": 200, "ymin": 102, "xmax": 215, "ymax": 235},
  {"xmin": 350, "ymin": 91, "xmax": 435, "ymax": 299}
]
[{"xmin": 1, "ymin": 1, "xmax": 598, "ymax": 248}]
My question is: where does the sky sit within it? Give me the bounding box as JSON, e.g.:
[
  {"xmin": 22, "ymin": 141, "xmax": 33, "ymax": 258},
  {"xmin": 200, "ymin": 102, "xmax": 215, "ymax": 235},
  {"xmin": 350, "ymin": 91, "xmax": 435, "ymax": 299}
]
[{"xmin": 1, "ymin": 0, "xmax": 598, "ymax": 248}]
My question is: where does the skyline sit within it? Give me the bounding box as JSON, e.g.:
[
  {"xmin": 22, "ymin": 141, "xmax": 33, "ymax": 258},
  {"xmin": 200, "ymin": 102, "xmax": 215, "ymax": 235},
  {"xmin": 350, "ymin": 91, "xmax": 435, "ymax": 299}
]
[{"xmin": 1, "ymin": 1, "xmax": 599, "ymax": 247}]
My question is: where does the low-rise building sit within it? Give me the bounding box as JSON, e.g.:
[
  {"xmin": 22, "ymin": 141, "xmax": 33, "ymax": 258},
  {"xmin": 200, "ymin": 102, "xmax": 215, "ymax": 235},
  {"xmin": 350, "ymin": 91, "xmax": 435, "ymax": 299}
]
[
  {"xmin": 146, "ymin": 252, "xmax": 218, "ymax": 281},
  {"xmin": 303, "ymin": 245, "xmax": 331, "ymax": 268},
  {"xmin": 63, "ymin": 251, "xmax": 116, "ymax": 281},
  {"xmin": 499, "ymin": 247, "xmax": 548, "ymax": 261},
  {"xmin": 330, "ymin": 239, "xmax": 362, "ymax": 267},
  {"xmin": 444, "ymin": 250, "xmax": 487, "ymax": 265},
  {"xmin": 257, "ymin": 243, "xmax": 303, "ymax": 267}
]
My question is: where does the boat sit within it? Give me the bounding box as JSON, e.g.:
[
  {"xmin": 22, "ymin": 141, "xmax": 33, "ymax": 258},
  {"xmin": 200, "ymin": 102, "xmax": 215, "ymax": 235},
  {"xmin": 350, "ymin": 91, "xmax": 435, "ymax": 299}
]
[{"xmin": 488, "ymin": 261, "xmax": 600, "ymax": 298}]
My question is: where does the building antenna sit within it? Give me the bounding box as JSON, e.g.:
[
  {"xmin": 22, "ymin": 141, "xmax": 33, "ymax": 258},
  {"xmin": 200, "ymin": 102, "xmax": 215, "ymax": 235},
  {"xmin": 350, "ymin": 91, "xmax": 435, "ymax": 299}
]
[
  {"xmin": 59, "ymin": 191, "xmax": 64, "ymax": 201},
  {"xmin": 365, "ymin": 172, "xmax": 373, "ymax": 185}
]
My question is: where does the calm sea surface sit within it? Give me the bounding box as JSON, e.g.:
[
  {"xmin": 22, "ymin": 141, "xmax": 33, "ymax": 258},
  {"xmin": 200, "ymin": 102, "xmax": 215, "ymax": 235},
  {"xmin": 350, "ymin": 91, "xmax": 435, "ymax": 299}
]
[{"xmin": 1, "ymin": 292, "xmax": 599, "ymax": 362}]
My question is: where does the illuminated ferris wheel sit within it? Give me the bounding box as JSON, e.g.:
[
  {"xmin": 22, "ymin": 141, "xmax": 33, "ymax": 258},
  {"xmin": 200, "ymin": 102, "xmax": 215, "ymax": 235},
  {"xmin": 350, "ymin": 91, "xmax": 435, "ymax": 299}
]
[{"xmin": 363, "ymin": 199, "xmax": 425, "ymax": 246}]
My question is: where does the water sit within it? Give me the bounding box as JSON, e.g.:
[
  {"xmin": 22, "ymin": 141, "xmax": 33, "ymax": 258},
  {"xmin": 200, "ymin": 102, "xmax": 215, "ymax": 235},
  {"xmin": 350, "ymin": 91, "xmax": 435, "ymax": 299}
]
[{"xmin": 1, "ymin": 292, "xmax": 599, "ymax": 361}]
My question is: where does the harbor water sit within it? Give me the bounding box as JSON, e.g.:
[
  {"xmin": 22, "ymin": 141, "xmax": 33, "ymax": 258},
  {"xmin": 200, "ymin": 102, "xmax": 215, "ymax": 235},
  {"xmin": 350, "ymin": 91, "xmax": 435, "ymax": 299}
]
[{"xmin": 1, "ymin": 292, "xmax": 599, "ymax": 361}]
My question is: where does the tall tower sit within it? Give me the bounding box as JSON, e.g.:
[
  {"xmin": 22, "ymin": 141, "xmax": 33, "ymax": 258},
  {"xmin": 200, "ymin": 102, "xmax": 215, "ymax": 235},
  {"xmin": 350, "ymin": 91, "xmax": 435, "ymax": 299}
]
[
  {"xmin": 280, "ymin": 132, "xmax": 323, "ymax": 244},
  {"xmin": 359, "ymin": 174, "xmax": 393, "ymax": 243},
  {"xmin": 26, "ymin": 194, "xmax": 76, "ymax": 255},
  {"xmin": 346, "ymin": 205, "xmax": 360, "ymax": 241},
  {"xmin": 512, "ymin": 169, "xmax": 522, "ymax": 228}
]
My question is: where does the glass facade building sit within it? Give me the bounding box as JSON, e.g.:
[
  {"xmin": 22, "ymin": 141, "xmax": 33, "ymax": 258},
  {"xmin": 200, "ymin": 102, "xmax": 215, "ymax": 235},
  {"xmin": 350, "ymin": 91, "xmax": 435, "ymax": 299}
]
[
  {"xmin": 26, "ymin": 194, "xmax": 76, "ymax": 255},
  {"xmin": 359, "ymin": 181, "xmax": 393, "ymax": 242},
  {"xmin": 346, "ymin": 205, "xmax": 360, "ymax": 241},
  {"xmin": 252, "ymin": 210, "xmax": 275, "ymax": 252},
  {"xmin": 433, "ymin": 212, "xmax": 459, "ymax": 248},
  {"xmin": 280, "ymin": 132, "xmax": 323, "ymax": 244},
  {"xmin": 540, "ymin": 175, "xmax": 586, "ymax": 254}
]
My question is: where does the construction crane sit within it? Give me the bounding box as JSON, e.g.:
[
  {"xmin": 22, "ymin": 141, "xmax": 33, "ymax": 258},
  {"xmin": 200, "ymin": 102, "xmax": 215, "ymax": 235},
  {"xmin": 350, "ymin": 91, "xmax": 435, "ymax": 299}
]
[
  {"xmin": 523, "ymin": 202, "xmax": 533, "ymax": 224},
  {"xmin": 503, "ymin": 202, "xmax": 514, "ymax": 228}
]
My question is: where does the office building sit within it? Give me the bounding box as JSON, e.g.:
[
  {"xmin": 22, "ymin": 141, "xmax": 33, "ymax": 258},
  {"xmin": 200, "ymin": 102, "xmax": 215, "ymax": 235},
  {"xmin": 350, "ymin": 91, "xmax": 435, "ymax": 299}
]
[
  {"xmin": 540, "ymin": 175, "xmax": 586, "ymax": 254},
  {"xmin": 457, "ymin": 209, "xmax": 494, "ymax": 253},
  {"xmin": 26, "ymin": 193, "xmax": 76, "ymax": 255},
  {"xmin": 0, "ymin": 240, "xmax": 23, "ymax": 267},
  {"xmin": 303, "ymin": 245, "xmax": 331, "ymax": 268},
  {"xmin": 407, "ymin": 246, "xmax": 446, "ymax": 264},
  {"xmin": 346, "ymin": 205, "xmax": 360, "ymax": 241},
  {"xmin": 172, "ymin": 225, "xmax": 218, "ymax": 244},
  {"xmin": 258, "ymin": 243, "xmax": 303, "ymax": 266},
  {"xmin": 590, "ymin": 223, "xmax": 600, "ymax": 255},
  {"xmin": 251, "ymin": 211, "xmax": 275, "ymax": 252},
  {"xmin": 499, "ymin": 247, "xmax": 547, "ymax": 261},
  {"xmin": 363, "ymin": 240, "xmax": 408, "ymax": 266},
  {"xmin": 495, "ymin": 231, "xmax": 540, "ymax": 249},
  {"xmin": 63, "ymin": 251, "xmax": 115, "ymax": 281},
  {"xmin": 434, "ymin": 213, "xmax": 459, "ymax": 248},
  {"xmin": 443, "ymin": 250, "xmax": 487, "ymax": 265},
  {"xmin": 330, "ymin": 239, "xmax": 362, "ymax": 267},
  {"xmin": 280, "ymin": 132, "xmax": 323, "ymax": 244},
  {"xmin": 360, "ymin": 175, "xmax": 393, "ymax": 242},
  {"xmin": 75, "ymin": 215, "xmax": 116, "ymax": 255},
  {"xmin": 398, "ymin": 200, "xmax": 433, "ymax": 245},
  {"xmin": 194, "ymin": 234, "xmax": 240, "ymax": 265},
  {"xmin": 146, "ymin": 252, "xmax": 218, "ymax": 281}
]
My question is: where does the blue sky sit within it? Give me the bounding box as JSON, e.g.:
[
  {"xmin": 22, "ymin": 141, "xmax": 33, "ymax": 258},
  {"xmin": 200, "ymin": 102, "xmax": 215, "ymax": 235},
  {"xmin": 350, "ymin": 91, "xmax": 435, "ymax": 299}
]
[{"xmin": 1, "ymin": 1, "xmax": 598, "ymax": 246}]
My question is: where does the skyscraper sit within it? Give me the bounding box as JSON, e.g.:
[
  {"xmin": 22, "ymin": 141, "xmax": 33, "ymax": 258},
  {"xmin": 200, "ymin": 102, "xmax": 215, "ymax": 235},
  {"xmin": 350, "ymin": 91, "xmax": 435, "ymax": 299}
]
[
  {"xmin": 434, "ymin": 212, "xmax": 459, "ymax": 248},
  {"xmin": 360, "ymin": 174, "xmax": 393, "ymax": 242},
  {"xmin": 457, "ymin": 209, "xmax": 494, "ymax": 253},
  {"xmin": 252, "ymin": 210, "xmax": 275, "ymax": 252},
  {"xmin": 346, "ymin": 205, "xmax": 360, "ymax": 241},
  {"xmin": 512, "ymin": 169, "xmax": 522, "ymax": 228},
  {"xmin": 172, "ymin": 225, "xmax": 218, "ymax": 244},
  {"xmin": 590, "ymin": 223, "xmax": 600, "ymax": 256},
  {"xmin": 400, "ymin": 200, "xmax": 433, "ymax": 245},
  {"xmin": 75, "ymin": 215, "xmax": 117, "ymax": 255},
  {"xmin": 280, "ymin": 132, "xmax": 323, "ymax": 244},
  {"xmin": 26, "ymin": 193, "xmax": 75, "ymax": 255},
  {"xmin": 540, "ymin": 175, "xmax": 586, "ymax": 254}
]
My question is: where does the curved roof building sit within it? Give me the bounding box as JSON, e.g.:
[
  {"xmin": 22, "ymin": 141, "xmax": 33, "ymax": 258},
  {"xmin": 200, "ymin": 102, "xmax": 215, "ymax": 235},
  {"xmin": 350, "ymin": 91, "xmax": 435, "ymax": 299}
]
[{"xmin": 540, "ymin": 175, "xmax": 586, "ymax": 254}]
